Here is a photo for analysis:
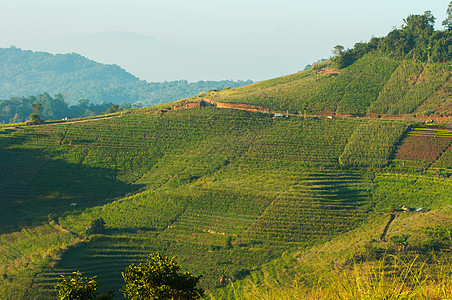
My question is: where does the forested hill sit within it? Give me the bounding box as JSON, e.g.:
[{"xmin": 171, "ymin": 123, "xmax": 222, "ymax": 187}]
[{"xmin": 0, "ymin": 47, "xmax": 253, "ymax": 105}]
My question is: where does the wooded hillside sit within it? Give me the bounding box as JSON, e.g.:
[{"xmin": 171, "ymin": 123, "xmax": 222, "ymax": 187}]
[{"xmin": 0, "ymin": 47, "xmax": 252, "ymax": 106}]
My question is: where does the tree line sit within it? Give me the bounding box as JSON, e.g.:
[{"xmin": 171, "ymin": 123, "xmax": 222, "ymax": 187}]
[
  {"xmin": 332, "ymin": 3, "xmax": 452, "ymax": 68},
  {"xmin": 0, "ymin": 93, "xmax": 129, "ymax": 124}
]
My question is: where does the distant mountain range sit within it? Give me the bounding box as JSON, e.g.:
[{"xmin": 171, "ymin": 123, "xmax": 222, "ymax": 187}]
[
  {"xmin": 31, "ymin": 31, "xmax": 280, "ymax": 82},
  {"xmin": 0, "ymin": 46, "xmax": 253, "ymax": 105},
  {"xmin": 35, "ymin": 32, "xmax": 211, "ymax": 82}
]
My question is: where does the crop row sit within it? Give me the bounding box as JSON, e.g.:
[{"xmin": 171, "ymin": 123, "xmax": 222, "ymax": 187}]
[
  {"xmin": 340, "ymin": 120, "xmax": 407, "ymax": 168},
  {"xmin": 33, "ymin": 234, "xmax": 273, "ymax": 296},
  {"xmin": 392, "ymin": 127, "xmax": 452, "ymax": 173},
  {"xmin": 0, "ymin": 223, "xmax": 77, "ymax": 299},
  {"xmin": 337, "ymin": 54, "xmax": 400, "ymax": 115},
  {"xmin": 368, "ymin": 62, "xmax": 449, "ymax": 115}
]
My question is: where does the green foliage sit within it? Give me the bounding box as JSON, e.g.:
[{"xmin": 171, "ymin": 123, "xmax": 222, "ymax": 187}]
[
  {"xmin": 0, "ymin": 223, "xmax": 78, "ymax": 298},
  {"xmin": 121, "ymin": 252, "xmax": 204, "ymax": 300},
  {"xmin": 55, "ymin": 271, "xmax": 98, "ymax": 300},
  {"xmin": 336, "ymin": 54, "xmax": 400, "ymax": 114},
  {"xmin": 336, "ymin": 49, "xmax": 356, "ymax": 69},
  {"xmin": 198, "ymin": 11, "xmax": 452, "ymax": 117},
  {"xmin": 311, "ymin": 59, "xmax": 335, "ymax": 70},
  {"xmin": 332, "ymin": 45, "xmax": 344, "ymax": 57},
  {"xmin": 27, "ymin": 113, "xmax": 43, "ymax": 125},
  {"xmin": 368, "ymin": 61, "xmax": 423, "ymax": 114},
  {"xmin": 225, "ymin": 236, "xmax": 233, "ymax": 249},
  {"xmin": 331, "ymin": 11, "xmax": 451, "ymax": 66},
  {"xmin": 227, "ymin": 256, "xmax": 452, "ymax": 299},
  {"xmin": 369, "ymin": 62, "xmax": 449, "ymax": 115},
  {"xmin": 209, "ymin": 69, "xmax": 336, "ymax": 113},
  {"xmin": 0, "ymin": 93, "xmax": 119, "ymax": 123},
  {"xmin": 0, "ymin": 102, "xmax": 451, "ymax": 299},
  {"xmin": 31, "ymin": 103, "xmax": 43, "ymax": 115},
  {"xmin": 105, "ymin": 105, "xmax": 120, "ymax": 114},
  {"xmin": 423, "ymin": 226, "xmax": 452, "ymax": 250},
  {"xmin": 443, "ymin": 1, "xmax": 452, "ymax": 31}
]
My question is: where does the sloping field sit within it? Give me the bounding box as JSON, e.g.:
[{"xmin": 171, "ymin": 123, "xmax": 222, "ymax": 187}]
[
  {"xmin": 0, "ymin": 108, "xmax": 376, "ymax": 298},
  {"xmin": 0, "ymin": 105, "xmax": 451, "ymax": 298},
  {"xmin": 392, "ymin": 126, "xmax": 452, "ymax": 173},
  {"xmin": 204, "ymin": 54, "xmax": 452, "ymax": 118}
]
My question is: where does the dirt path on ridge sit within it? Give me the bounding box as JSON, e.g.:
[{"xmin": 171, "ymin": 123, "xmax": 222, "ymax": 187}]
[{"xmin": 3, "ymin": 99, "xmax": 451, "ymax": 130}]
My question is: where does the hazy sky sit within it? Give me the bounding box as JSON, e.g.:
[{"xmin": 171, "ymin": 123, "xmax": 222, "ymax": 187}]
[{"xmin": 0, "ymin": 0, "xmax": 450, "ymax": 82}]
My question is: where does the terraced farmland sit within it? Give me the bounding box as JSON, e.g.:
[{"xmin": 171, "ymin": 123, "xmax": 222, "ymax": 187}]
[
  {"xmin": 1, "ymin": 105, "xmax": 451, "ymax": 299},
  {"xmin": 243, "ymin": 170, "xmax": 371, "ymax": 244},
  {"xmin": 392, "ymin": 126, "xmax": 452, "ymax": 173},
  {"xmin": 372, "ymin": 125, "xmax": 452, "ymax": 212},
  {"xmin": 4, "ymin": 20, "xmax": 452, "ymax": 298}
]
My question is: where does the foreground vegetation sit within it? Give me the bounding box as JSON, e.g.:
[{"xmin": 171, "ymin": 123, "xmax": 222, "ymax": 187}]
[{"xmin": 55, "ymin": 252, "xmax": 203, "ymax": 300}]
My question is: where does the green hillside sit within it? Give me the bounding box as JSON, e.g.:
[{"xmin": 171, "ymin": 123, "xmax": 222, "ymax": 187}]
[
  {"xmin": 205, "ymin": 53, "xmax": 452, "ymax": 118},
  {"xmin": 1, "ymin": 9, "xmax": 452, "ymax": 299},
  {"xmin": 204, "ymin": 11, "xmax": 452, "ymax": 118},
  {"xmin": 0, "ymin": 102, "xmax": 451, "ymax": 298}
]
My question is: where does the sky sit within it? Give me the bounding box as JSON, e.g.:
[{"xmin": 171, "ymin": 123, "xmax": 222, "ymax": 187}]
[{"xmin": 0, "ymin": 0, "xmax": 450, "ymax": 82}]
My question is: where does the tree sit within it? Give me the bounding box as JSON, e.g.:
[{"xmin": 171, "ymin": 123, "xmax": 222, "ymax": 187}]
[
  {"xmin": 28, "ymin": 113, "xmax": 42, "ymax": 123},
  {"xmin": 27, "ymin": 102, "xmax": 44, "ymax": 125},
  {"xmin": 31, "ymin": 102, "xmax": 43, "ymax": 115},
  {"xmin": 86, "ymin": 218, "xmax": 106, "ymax": 235},
  {"xmin": 336, "ymin": 49, "xmax": 356, "ymax": 69},
  {"xmin": 443, "ymin": 1, "xmax": 452, "ymax": 31},
  {"xmin": 332, "ymin": 45, "xmax": 344, "ymax": 57},
  {"xmin": 121, "ymin": 252, "xmax": 204, "ymax": 300},
  {"xmin": 54, "ymin": 271, "xmax": 98, "ymax": 300},
  {"xmin": 106, "ymin": 104, "xmax": 120, "ymax": 114}
]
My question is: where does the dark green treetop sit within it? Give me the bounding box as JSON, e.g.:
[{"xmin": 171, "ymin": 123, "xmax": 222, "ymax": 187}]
[
  {"xmin": 121, "ymin": 252, "xmax": 204, "ymax": 300},
  {"xmin": 443, "ymin": 1, "xmax": 452, "ymax": 31}
]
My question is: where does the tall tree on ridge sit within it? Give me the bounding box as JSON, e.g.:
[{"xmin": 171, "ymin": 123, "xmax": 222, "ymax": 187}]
[{"xmin": 443, "ymin": 1, "xmax": 452, "ymax": 31}]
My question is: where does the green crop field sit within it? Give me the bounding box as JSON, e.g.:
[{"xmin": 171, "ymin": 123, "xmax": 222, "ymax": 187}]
[
  {"xmin": 3, "ymin": 8, "xmax": 452, "ymax": 298},
  {"xmin": 202, "ymin": 53, "xmax": 452, "ymax": 119},
  {"xmin": 2, "ymin": 46, "xmax": 452, "ymax": 298},
  {"xmin": 1, "ymin": 104, "xmax": 451, "ymax": 299}
]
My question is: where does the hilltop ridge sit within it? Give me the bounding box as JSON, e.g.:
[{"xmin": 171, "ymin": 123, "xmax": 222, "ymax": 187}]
[
  {"xmin": 190, "ymin": 53, "xmax": 452, "ymax": 118},
  {"xmin": 179, "ymin": 10, "xmax": 452, "ymax": 119}
]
